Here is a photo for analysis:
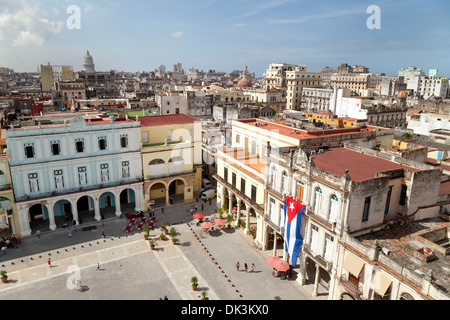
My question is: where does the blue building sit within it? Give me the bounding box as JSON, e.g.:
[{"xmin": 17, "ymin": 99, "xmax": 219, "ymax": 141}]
[{"xmin": 5, "ymin": 116, "xmax": 143, "ymax": 236}]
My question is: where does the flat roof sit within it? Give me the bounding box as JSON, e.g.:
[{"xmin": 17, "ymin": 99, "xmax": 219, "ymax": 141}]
[
  {"xmin": 235, "ymin": 118, "xmax": 390, "ymax": 141},
  {"xmin": 134, "ymin": 114, "xmax": 197, "ymax": 127},
  {"xmin": 311, "ymin": 147, "xmax": 421, "ymax": 181}
]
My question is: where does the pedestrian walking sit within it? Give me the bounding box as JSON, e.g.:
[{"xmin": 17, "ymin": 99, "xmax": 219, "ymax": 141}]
[
  {"xmin": 161, "ymin": 207, "xmax": 164, "ymax": 214},
  {"xmin": 244, "ymin": 263, "xmax": 248, "ymax": 272},
  {"xmin": 101, "ymin": 230, "xmax": 105, "ymax": 238},
  {"xmin": 250, "ymin": 263, "xmax": 255, "ymax": 272},
  {"xmin": 1, "ymin": 245, "xmax": 6, "ymax": 255},
  {"xmin": 201, "ymin": 203, "xmax": 204, "ymax": 211},
  {"xmin": 164, "ymin": 295, "xmax": 168, "ymax": 300},
  {"xmin": 36, "ymin": 230, "xmax": 40, "ymax": 238},
  {"xmin": 236, "ymin": 262, "xmax": 240, "ymax": 271},
  {"xmin": 68, "ymin": 230, "xmax": 72, "ymax": 238},
  {"xmin": 186, "ymin": 209, "xmax": 190, "ymax": 216},
  {"xmin": 48, "ymin": 258, "xmax": 51, "ymax": 268},
  {"xmin": 97, "ymin": 263, "xmax": 100, "ymax": 271}
]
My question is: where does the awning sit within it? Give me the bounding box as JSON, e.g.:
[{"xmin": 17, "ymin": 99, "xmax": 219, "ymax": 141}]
[
  {"xmin": 343, "ymin": 252, "xmax": 365, "ymax": 277},
  {"xmin": 370, "ymin": 271, "xmax": 392, "ymax": 296}
]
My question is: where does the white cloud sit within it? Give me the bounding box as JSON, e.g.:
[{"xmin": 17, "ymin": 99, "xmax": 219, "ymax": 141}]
[
  {"xmin": 171, "ymin": 31, "xmax": 185, "ymax": 38},
  {"xmin": 268, "ymin": 8, "xmax": 363, "ymax": 24},
  {"xmin": 0, "ymin": 0, "xmax": 64, "ymax": 47},
  {"xmin": 231, "ymin": 23, "xmax": 248, "ymax": 28}
]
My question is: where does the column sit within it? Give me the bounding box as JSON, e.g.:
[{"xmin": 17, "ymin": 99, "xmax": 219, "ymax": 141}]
[
  {"xmin": 235, "ymin": 199, "xmax": 242, "ymax": 228},
  {"xmin": 228, "ymin": 193, "xmax": 233, "ymax": 215},
  {"xmin": 17, "ymin": 204, "xmax": 31, "ymax": 236},
  {"xmin": 114, "ymin": 191, "xmax": 122, "ymax": 217},
  {"xmin": 71, "ymin": 199, "xmax": 79, "ymax": 225},
  {"xmin": 245, "ymin": 206, "xmax": 250, "ymax": 235},
  {"xmin": 94, "ymin": 198, "xmax": 101, "ymax": 221},
  {"xmin": 47, "ymin": 202, "xmax": 56, "ymax": 230},
  {"xmin": 134, "ymin": 184, "xmax": 144, "ymax": 211},
  {"xmin": 272, "ymin": 230, "xmax": 278, "ymax": 256},
  {"xmin": 165, "ymin": 188, "xmax": 170, "ymax": 206},
  {"xmin": 312, "ymin": 263, "xmax": 320, "ymax": 297}
]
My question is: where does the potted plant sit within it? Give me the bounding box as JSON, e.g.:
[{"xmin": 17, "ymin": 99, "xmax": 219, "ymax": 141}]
[
  {"xmin": 159, "ymin": 233, "xmax": 167, "ymax": 240},
  {"xmin": 148, "ymin": 239, "xmax": 156, "ymax": 250},
  {"xmin": 226, "ymin": 214, "xmax": 233, "ymax": 228},
  {"xmin": 200, "ymin": 291, "xmax": 209, "ymax": 300},
  {"xmin": 1, "ymin": 270, "xmax": 7, "ymax": 283},
  {"xmin": 169, "ymin": 227, "xmax": 178, "ymax": 245},
  {"xmin": 142, "ymin": 225, "xmax": 150, "ymax": 240},
  {"xmin": 161, "ymin": 221, "xmax": 170, "ymax": 235},
  {"xmin": 191, "ymin": 276, "xmax": 198, "ymax": 291}
]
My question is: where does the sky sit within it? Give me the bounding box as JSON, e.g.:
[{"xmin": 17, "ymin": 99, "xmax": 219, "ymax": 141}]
[{"xmin": 1, "ymin": 0, "xmax": 449, "ymax": 77}]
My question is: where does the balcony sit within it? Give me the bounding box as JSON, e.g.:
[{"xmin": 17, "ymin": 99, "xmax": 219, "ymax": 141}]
[
  {"xmin": 338, "ymin": 276, "xmax": 363, "ymax": 300},
  {"xmin": 303, "ymin": 243, "xmax": 333, "ymax": 272}
]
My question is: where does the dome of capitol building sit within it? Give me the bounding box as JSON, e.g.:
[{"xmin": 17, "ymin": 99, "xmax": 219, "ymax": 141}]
[{"xmin": 82, "ymin": 50, "xmax": 96, "ymax": 73}]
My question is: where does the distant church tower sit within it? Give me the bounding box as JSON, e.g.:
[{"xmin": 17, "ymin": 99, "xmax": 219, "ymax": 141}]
[{"xmin": 82, "ymin": 50, "xmax": 95, "ymax": 73}]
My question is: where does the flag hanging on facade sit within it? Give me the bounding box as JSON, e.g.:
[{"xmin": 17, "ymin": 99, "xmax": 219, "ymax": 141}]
[{"xmin": 283, "ymin": 196, "xmax": 305, "ymax": 267}]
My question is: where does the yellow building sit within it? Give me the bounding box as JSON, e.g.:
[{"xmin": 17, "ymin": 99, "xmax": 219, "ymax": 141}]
[
  {"xmin": 138, "ymin": 115, "xmax": 202, "ymax": 207},
  {"xmin": 0, "ymin": 151, "xmax": 19, "ymax": 237},
  {"xmin": 304, "ymin": 111, "xmax": 366, "ymax": 128}
]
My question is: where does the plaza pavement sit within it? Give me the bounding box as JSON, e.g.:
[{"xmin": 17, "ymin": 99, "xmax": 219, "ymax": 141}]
[{"xmin": 0, "ymin": 200, "xmax": 328, "ymax": 300}]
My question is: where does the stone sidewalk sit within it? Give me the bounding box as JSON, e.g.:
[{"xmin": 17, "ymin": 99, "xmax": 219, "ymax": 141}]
[{"xmin": 0, "ymin": 200, "xmax": 328, "ymax": 300}]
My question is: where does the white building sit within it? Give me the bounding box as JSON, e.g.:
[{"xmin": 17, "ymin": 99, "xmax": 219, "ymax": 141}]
[
  {"xmin": 286, "ymin": 66, "xmax": 322, "ymax": 110},
  {"xmin": 407, "ymin": 112, "xmax": 450, "ymax": 137},
  {"xmin": 156, "ymin": 92, "xmax": 188, "ymax": 115}
]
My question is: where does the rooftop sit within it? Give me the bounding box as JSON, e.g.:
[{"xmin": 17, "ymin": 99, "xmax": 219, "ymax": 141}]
[
  {"xmin": 356, "ymin": 217, "xmax": 450, "ymax": 297},
  {"xmin": 236, "ymin": 118, "xmax": 390, "ymax": 142},
  {"xmin": 132, "ymin": 114, "xmax": 197, "ymax": 127},
  {"xmin": 310, "ymin": 147, "xmax": 421, "ymax": 181}
]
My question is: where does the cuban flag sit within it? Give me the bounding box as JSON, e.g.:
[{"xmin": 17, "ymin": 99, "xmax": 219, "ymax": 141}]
[{"xmin": 283, "ymin": 196, "xmax": 305, "ymax": 267}]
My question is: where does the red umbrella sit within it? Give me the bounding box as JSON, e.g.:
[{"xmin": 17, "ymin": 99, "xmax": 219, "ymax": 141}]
[
  {"xmin": 266, "ymin": 256, "xmax": 280, "ymax": 265},
  {"xmin": 193, "ymin": 213, "xmax": 205, "ymax": 219},
  {"xmin": 200, "ymin": 222, "xmax": 213, "ymax": 229},
  {"xmin": 273, "ymin": 259, "xmax": 290, "ymax": 272},
  {"xmin": 214, "ymin": 219, "xmax": 227, "ymax": 226}
]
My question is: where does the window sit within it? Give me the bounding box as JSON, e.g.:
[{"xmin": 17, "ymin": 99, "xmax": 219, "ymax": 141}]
[
  {"xmin": 122, "ymin": 161, "xmax": 130, "ymax": 179},
  {"xmin": 324, "ymin": 234, "xmax": 334, "ymax": 261},
  {"xmin": 224, "ymin": 167, "xmax": 228, "ymax": 183},
  {"xmin": 98, "ymin": 136, "xmax": 107, "ymax": 150},
  {"xmin": 51, "ymin": 141, "xmax": 61, "ymax": 156},
  {"xmin": 385, "ymin": 186, "xmax": 393, "ymax": 214},
  {"xmin": 100, "ymin": 164, "xmax": 109, "ymax": 183},
  {"xmin": 310, "ymin": 225, "xmax": 319, "ymax": 254},
  {"xmin": 24, "ymin": 143, "xmax": 35, "ymax": 158},
  {"xmin": 120, "ymin": 135, "xmax": 128, "ymax": 148},
  {"xmin": 314, "ymin": 187, "xmax": 322, "ymax": 214},
  {"xmin": 399, "ymin": 185, "xmax": 407, "ymax": 206},
  {"xmin": 362, "ymin": 197, "xmax": 371, "ymax": 221},
  {"xmin": 329, "ymin": 195, "xmax": 339, "ymax": 222},
  {"xmin": 282, "ymin": 171, "xmax": 288, "ymax": 193},
  {"xmin": 269, "ymin": 198, "xmax": 276, "ymax": 221},
  {"xmin": 143, "ymin": 132, "xmax": 149, "ymax": 143},
  {"xmin": 296, "ymin": 182, "xmax": 304, "ymax": 203},
  {"xmin": 28, "ymin": 173, "xmax": 39, "ymax": 193},
  {"xmin": 240, "ymin": 178, "xmax": 246, "ymax": 193},
  {"xmin": 236, "ymin": 134, "xmax": 240, "ymax": 144},
  {"xmin": 78, "ymin": 167, "xmax": 87, "ymax": 186},
  {"xmin": 75, "ymin": 139, "xmax": 84, "ymax": 153},
  {"xmin": 0, "ymin": 171, "xmax": 5, "ymax": 187},
  {"xmin": 54, "ymin": 170, "xmax": 64, "ymax": 189},
  {"xmin": 251, "ymin": 185, "xmax": 257, "ymax": 201},
  {"xmin": 232, "ymin": 173, "xmax": 236, "ymax": 188}
]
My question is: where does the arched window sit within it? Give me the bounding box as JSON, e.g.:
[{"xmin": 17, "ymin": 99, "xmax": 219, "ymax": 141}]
[
  {"xmin": 314, "ymin": 187, "xmax": 322, "ymax": 214},
  {"xmin": 329, "ymin": 195, "xmax": 339, "ymax": 222}
]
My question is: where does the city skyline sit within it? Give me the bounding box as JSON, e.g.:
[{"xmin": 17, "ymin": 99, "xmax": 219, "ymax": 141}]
[{"xmin": 1, "ymin": 0, "xmax": 449, "ymax": 77}]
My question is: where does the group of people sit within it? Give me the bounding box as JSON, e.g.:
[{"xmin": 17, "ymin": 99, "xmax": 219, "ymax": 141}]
[
  {"xmin": 236, "ymin": 262, "xmax": 256, "ymax": 272},
  {"xmin": 1, "ymin": 235, "xmax": 20, "ymax": 255}
]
